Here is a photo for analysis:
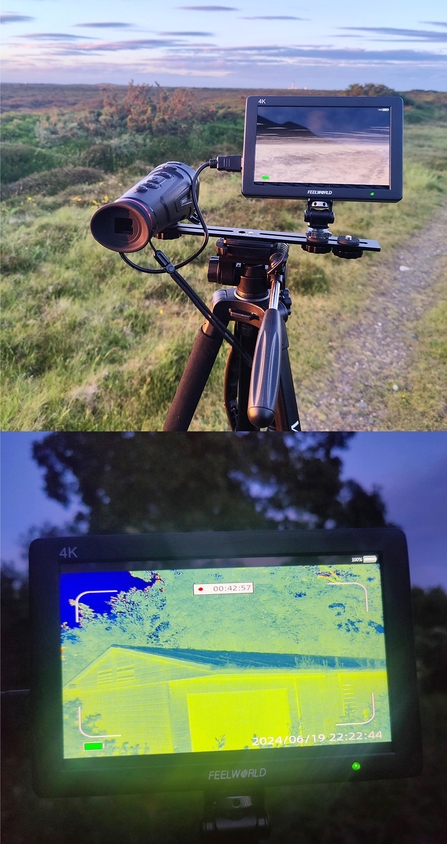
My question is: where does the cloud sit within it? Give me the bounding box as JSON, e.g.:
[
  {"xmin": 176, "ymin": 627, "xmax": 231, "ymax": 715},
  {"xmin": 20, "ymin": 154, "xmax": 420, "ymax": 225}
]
[
  {"xmin": 178, "ymin": 5, "xmax": 238, "ymax": 10},
  {"xmin": 7, "ymin": 29, "xmax": 446, "ymax": 84},
  {"xmin": 55, "ymin": 38, "xmax": 184, "ymax": 53},
  {"xmin": 171, "ymin": 43, "xmax": 447, "ymax": 63},
  {"xmin": 421, "ymin": 21, "xmax": 447, "ymax": 28},
  {"xmin": 17, "ymin": 32, "xmax": 94, "ymax": 41},
  {"xmin": 158, "ymin": 31, "xmax": 214, "ymax": 36},
  {"xmin": 340, "ymin": 26, "xmax": 447, "ymax": 42},
  {"xmin": 3, "ymin": 49, "xmax": 445, "ymax": 93},
  {"xmin": 241, "ymin": 16, "xmax": 307, "ymax": 20},
  {"xmin": 0, "ymin": 13, "xmax": 34, "ymax": 23},
  {"xmin": 75, "ymin": 22, "xmax": 133, "ymax": 29},
  {"xmin": 19, "ymin": 35, "xmax": 446, "ymax": 64}
]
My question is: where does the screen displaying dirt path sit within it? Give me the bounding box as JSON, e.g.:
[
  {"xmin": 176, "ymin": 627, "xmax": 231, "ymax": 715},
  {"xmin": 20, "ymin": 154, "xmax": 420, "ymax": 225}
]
[{"xmin": 254, "ymin": 106, "xmax": 390, "ymax": 187}]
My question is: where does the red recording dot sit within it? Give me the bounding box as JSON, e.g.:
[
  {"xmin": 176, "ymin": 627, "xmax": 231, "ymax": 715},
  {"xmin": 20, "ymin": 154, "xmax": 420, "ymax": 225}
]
[{"xmin": 199, "ymin": 587, "xmax": 203, "ymax": 591}]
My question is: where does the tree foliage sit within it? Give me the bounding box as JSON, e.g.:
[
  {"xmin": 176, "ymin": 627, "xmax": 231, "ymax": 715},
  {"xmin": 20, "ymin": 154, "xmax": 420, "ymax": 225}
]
[
  {"xmin": 345, "ymin": 83, "xmax": 399, "ymax": 97},
  {"xmin": 412, "ymin": 586, "xmax": 447, "ymax": 693},
  {"xmin": 31, "ymin": 432, "xmax": 390, "ymax": 535}
]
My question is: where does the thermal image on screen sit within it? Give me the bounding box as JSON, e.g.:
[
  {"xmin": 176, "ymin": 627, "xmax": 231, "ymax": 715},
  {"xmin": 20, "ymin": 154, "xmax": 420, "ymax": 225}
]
[
  {"xmin": 60, "ymin": 557, "xmax": 392, "ymax": 759},
  {"xmin": 254, "ymin": 106, "xmax": 391, "ymax": 187}
]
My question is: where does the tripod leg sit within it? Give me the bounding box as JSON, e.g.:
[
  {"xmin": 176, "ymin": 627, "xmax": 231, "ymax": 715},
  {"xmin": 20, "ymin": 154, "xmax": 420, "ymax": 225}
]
[
  {"xmin": 235, "ymin": 323, "xmax": 259, "ymax": 432},
  {"xmin": 274, "ymin": 345, "xmax": 301, "ymax": 432},
  {"xmin": 223, "ymin": 323, "xmax": 259, "ymax": 432},
  {"xmin": 163, "ymin": 326, "xmax": 224, "ymax": 431},
  {"xmin": 223, "ymin": 347, "xmax": 239, "ymax": 431}
]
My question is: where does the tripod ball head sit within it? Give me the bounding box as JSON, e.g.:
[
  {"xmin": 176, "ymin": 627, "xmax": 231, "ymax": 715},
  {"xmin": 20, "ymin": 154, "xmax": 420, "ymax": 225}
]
[{"xmin": 90, "ymin": 161, "xmax": 198, "ymax": 252}]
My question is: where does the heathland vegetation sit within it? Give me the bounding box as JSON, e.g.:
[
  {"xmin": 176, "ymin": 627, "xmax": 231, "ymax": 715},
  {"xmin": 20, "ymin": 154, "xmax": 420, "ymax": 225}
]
[{"xmin": 1, "ymin": 83, "xmax": 446, "ymax": 430}]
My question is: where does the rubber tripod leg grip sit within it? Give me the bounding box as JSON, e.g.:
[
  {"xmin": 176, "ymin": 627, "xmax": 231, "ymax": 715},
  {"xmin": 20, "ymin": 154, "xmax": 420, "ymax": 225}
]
[
  {"xmin": 163, "ymin": 327, "xmax": 224, "ymax": 431},
  {"xmin": 247, "ymin": 307, "xmax": 282, "ymax": 428}
]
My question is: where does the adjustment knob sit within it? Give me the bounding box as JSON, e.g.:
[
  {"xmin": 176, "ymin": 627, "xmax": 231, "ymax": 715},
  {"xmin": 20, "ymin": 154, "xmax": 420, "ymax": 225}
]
[
  {"xmin": 337, "ymin": 234, "xmax": 360, "ymax": 247},
  {"xmin": 302, "ymin": 243, "xmax": 332, "ymax": 254},
  {"xmin": 333, "ymin": 235, "xmax": 363, "ymax": 259},
  {"xmin": 207, "ymin": 256, "xmax": 220, "ymax": 283}
]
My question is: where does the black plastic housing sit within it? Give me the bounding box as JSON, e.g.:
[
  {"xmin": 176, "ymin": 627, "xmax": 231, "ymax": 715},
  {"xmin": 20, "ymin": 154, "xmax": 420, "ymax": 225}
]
[
  {"xmin": 30, "ymin": 528, "xmax": 422, "ymax": 797},
  {"xmin": 90, "ymin": 161, "xmax": 197, "ymax": 252}
]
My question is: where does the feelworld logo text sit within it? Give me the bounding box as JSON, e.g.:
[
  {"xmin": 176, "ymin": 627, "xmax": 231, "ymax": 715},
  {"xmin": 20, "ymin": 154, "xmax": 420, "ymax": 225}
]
[
  {"xmin": 208, "ymin": 768, "xmax": 267, "ymax": 780},
  {"xmin": 307, "ymin": 190, "xmax": 333, "ymax": 195}
]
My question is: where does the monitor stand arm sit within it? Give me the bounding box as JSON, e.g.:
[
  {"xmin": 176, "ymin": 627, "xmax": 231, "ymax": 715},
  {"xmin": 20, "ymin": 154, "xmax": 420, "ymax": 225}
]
[{"xmin": 201, "ymin": 791, "xmax": 270, "ymax": 842}]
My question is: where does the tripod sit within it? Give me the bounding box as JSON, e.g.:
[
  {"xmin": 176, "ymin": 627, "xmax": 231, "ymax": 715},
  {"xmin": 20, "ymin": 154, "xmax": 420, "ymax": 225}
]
[
  {"xmin": 156, "ymin": 201, "xmax": 380, "ymax": 432},
  {"xmin": 164, "ymin": 235, "xmax": 299, "ymax": 432}
]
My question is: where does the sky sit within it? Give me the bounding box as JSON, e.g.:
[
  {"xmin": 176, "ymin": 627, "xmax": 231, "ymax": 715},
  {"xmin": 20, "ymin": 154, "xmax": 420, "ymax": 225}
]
[
  {"xmin": 1, "ymin": 432, "xmax": 446, "ymax": 590},
  {"xmin": 1, "ymin": 1, "xmax": 446, "ymax": 91}
]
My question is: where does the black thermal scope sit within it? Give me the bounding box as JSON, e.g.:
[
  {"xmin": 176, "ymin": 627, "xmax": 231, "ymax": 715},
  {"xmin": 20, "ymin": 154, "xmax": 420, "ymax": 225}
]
[{"xmin": 90, "ymin": 161, "xmax": 198, "ymax": 252}]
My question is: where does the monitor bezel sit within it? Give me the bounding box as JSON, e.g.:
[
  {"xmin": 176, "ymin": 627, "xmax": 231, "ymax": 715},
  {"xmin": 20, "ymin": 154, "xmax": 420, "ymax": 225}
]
[
  {"xmin": 30, "ymin": 528, "xmax": 421, "ymax": 797},
  {"xmin": 241, "ymin": 96, "xmax": 404, "ymax": 202}
]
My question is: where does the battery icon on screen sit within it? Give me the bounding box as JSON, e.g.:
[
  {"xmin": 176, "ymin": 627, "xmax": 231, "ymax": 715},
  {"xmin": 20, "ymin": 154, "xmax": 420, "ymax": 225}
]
[
  {"xmin": 84, "ymin": 742, "xmax": 103, "ymax": 751},
  {"xmin": 363, "ymin": 555, "xmax": 378, "ymax": 563}
]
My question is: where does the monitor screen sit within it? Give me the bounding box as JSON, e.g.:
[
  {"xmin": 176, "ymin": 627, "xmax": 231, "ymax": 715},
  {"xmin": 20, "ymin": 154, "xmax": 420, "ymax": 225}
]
[
  {"xmin": 242, "ymin": 96, "xmax": 403, "ymax": 202},
  {"xmin": 254, "ymin": 106, "xmax": 390, "ymax": 189},
  {"xmin": 60, "ymin": 556, "xmax": 391, "ymax": 761},
  {"xmin": 30, "ymin": 529, "xmax": 421, "ymax": 796}
]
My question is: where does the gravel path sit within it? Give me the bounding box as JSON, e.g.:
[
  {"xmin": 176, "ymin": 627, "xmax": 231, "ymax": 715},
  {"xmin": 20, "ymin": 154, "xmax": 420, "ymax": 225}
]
[{"xmin": 301, "ymin": 199, "xmax": 447, "ymax": 431}]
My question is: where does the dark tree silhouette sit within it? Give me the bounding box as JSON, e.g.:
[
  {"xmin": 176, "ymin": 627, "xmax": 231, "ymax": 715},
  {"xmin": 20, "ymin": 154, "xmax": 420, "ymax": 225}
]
[
  {"xmin": 412, "ymin": 586, "xmax": 447, "ymax": 693},
  {"xmin": 31, "ymin": 432, "xmax": 390, "ymax": 535}
]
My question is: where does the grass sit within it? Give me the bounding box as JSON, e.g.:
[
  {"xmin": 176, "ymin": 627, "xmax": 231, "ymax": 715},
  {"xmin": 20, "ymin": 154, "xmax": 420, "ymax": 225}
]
[{"xmin": 1, "ymin": 102, "xmax": 446, "ymax": 430}]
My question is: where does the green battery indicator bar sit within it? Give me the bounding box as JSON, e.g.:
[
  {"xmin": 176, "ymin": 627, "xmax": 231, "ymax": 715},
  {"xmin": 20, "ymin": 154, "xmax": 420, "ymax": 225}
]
[
  {"xmin": 261, "ymin": 175, "xmax": 270, "ymax": 180},
  {"xmin": 84, "ymin": 742, "xmax": 103, "ymax": 751}
]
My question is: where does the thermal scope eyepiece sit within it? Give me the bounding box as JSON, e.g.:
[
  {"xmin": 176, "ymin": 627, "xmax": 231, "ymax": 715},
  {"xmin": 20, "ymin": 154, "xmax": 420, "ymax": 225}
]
[{"xmin": 90, "ymin": 161, "xmax": 198, "ymax": 252}]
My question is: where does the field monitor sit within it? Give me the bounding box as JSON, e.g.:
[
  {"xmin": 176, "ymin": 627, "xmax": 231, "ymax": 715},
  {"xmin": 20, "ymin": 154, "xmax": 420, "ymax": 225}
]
[
  {"xmin": 242, "ymin": 95, "xmax": 403, "ymax": 202},
  {"xmin": 30, "ymin": 528, "xmax": 421, "ymax": 797}
]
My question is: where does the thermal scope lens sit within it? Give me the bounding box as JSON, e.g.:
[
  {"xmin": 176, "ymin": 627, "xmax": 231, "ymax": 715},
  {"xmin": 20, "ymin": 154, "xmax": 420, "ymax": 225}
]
[
  {"xmin": 114, "ymin": 218, "xmax": 133, "ymax": 235},
  {"xmin": 90, "ymin": 201, "xmax": 152, "ymax": 252}
]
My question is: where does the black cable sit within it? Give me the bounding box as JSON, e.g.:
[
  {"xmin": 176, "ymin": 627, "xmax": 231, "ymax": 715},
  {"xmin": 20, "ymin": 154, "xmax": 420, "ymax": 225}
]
[
  {"xmin": 170, "ymin": 160, "xmax": 210, "ymax": 268},
  {"xmin": 151, "ymin": 249, "xmax": 252, "ymax": 367},
  {"xmin": 119, "ymin": 160, "xmax": 253, "ymax": 366},
  {"xmin": 120, "ymin": 248, "xmax": 251, "ymax": 365}
]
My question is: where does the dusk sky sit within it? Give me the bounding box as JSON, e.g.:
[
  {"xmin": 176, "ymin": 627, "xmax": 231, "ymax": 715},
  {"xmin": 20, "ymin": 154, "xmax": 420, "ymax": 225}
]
[
  {"xmin": 1, "ymin": 1, "xmax": 446, "ymax": 91},
  {"xmin": 1, "ymin": 432, "xmax": 446, "ymax": 590}
]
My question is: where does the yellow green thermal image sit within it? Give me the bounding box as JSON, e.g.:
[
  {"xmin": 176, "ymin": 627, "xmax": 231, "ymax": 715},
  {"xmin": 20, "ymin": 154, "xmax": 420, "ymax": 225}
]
[{"xmin": 60, "ymin": 559, "xmax": 391, "ymax": 758}]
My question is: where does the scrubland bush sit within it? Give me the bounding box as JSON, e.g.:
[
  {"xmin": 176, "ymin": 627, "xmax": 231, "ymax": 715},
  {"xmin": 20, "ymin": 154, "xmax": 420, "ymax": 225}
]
[{"xmin": 1, "ymin": 143, "xmax": 63, "ymax": 183}]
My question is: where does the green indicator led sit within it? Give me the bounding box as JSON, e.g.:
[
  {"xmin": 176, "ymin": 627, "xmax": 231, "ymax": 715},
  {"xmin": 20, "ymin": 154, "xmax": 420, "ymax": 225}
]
[
  {"xmin": 261, "ymin": 175, "xmax": 270, "ymax": 180},
  {"xmin": 84, "ymin": 742, "xmax": 103, "ymax": 751},
  {"xmin": 370, "ymin": 191, "xmax": 375, "ymax": 196},
  {"xmin": 352, "ymin": 762, "xmax": 361, "ymax": 771}
]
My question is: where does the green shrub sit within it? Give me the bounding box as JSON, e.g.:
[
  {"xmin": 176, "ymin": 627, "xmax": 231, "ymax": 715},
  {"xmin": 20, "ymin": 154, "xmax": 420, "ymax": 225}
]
[
  {"xmin": 80, "ymin": 139, "xmax": 144, "ymax": 172},
  {"xmin": 405, "ymin": 109, "xmax": 427, "ymax": 124},
  {"xmin": 80, "ymin": 143, "xmax": 118, "ymax": 172},
  {"xmin": 188, "ymin": 118, "xmax": 244, "ymax": 159},
  {"xmin": 1, "ymin": 143, "xmax": 63, "ymax": 183},
  {"xmin": 0, "ymin": 113, "xmax": 40, "ymax": 144},
  {"xmin": 3, "ymin": 166, "xmax": 104, "ymax": 198}
]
